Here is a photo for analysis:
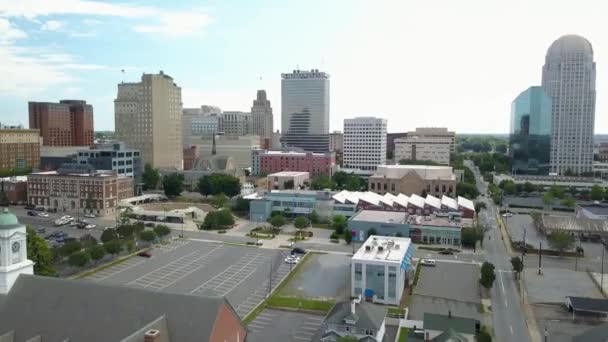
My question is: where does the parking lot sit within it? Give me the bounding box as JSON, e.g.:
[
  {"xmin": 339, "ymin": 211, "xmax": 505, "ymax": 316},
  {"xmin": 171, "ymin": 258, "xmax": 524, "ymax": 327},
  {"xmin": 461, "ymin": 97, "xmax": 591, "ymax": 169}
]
[
  {"xmin": 82, "ymin": 239, "xmax": 290, "ymax": 318},
  {"xmin": 281, "ymin": 253, "xmax": 351, "ymax": 301},
  {"xmin": 247, "ymin": 309, "xmax": 324, "ymax": 342}
]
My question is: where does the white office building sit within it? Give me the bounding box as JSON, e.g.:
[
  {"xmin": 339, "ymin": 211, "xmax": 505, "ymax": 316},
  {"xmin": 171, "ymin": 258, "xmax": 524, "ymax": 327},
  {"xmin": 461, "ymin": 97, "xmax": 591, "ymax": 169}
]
[
  {"xmin": 219, "ymin": 111, "xmax": 251, "ymax": 136},
  {"xmin": 182, "ymin": 108, "xmax": 220, "ymax": 142},
  {"xmin": 394, "ymin": 135, "xmax": 452, "ymax": 165},
  {"xmin": 542, "ymin": 35, "xmax": 596, "ymax": 175},
  {"xmin": 343, "ymin": 117, "xmax": 387, "ymax": 171},
  {"xmin": 351, "ymin": 236, "xmax": 414, "ymax": 305}
]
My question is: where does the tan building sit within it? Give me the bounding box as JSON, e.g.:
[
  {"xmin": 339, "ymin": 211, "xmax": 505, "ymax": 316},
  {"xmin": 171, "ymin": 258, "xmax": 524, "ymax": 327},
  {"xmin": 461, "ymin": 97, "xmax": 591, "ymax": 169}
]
[
  {"xmin": 27, "ymin": 164, "xmax": 133, "ymax": 216},
  {"xmin": 115, "ymin": 71, "xmax": 183, "ymax": 169},
  {"xmin": 406, "ymin": 127, "xmax": 455, "ymax": 152},
  {"xmin": 394, "ymin": 135, "xmax": 452, "ymax": 165},
  {"xmin": 0, "ymin": 128, "xmax": 40, "ymax": 171},
  {"xmin": 368, "ymin": 165, "xmax": 457, "ymax": 197},
  {"xmin": 267, "ymin": 171, "xmax": 309, "ymax": 190},
  {"xmin": 251, "ymin": 90, "xmax": 273, "ymax": 139}
]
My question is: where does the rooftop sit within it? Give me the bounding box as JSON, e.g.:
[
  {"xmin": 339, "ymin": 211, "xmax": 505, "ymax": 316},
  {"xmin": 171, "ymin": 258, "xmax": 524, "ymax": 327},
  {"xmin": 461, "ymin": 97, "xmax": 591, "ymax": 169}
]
[
  {"xmin": 353, "ymin": 235, "xmax": 412, "ymax": 263},
  {"xmin": 324, "ymin": 301, "xmax": 387, "ymax": 331},
  {"xmin": 567, "ymin": 296, "xmax": 608, "ymax": 314},
  {"xmin": 371, "ymin": 165, "xmax": 455, "ymax": 181},
  {"xmin": 579, "ymin": 202, "xmax": 608, "ymax": 216},
  {"xmin": 350, "ymin": 210, "xmax": 406, "ymax": 224},
  {"xmin": 267, "ymin": 171, "xmax": 310, "ymax": 177},
  {"xmin": 263, "ymin": 150, "xmax": 331, "ymax": 157},
  {"xmin": 423, "ymin": 313, "xmax": 478, "ymax": 335}
]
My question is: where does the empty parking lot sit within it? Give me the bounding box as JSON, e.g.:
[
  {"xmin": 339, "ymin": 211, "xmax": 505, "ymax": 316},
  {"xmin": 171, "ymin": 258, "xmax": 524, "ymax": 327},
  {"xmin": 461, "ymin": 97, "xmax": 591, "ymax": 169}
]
[{"xmin": 247, "ymin": 309, "xmax": 324, "ymax": 342}]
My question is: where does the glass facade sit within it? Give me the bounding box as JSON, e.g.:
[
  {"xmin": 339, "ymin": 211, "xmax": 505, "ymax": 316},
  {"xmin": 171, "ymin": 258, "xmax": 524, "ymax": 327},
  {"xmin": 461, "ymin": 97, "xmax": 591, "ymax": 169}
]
[{"xmin": 510, "ymin": 86, "xmax": 552, "ymax": 175}]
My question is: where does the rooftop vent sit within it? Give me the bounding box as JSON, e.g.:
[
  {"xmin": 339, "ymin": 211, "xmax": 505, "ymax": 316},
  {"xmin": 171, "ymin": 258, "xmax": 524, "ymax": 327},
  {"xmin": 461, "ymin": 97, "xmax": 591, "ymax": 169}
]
[
  {"xmin": 365, "ymin": 245, "xmax": 372, "ymax": 252},
  {"xmin": 378, "ymin": 246, "xmax": 384, "ymax": 252}
]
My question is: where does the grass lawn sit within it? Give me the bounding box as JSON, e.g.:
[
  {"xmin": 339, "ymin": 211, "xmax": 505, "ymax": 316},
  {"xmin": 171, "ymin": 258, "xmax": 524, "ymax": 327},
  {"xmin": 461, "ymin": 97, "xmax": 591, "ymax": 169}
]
[
  {"xmin": 267, "ymin": 296, "xmax": 334, "ymax": 312},
  {"xmin": 398, "ymin": 327, "xmax": 409, "ymax": 342},
  {"xmin": 387, "ymin": 307, "xmax": 404, "ymax": 316}
]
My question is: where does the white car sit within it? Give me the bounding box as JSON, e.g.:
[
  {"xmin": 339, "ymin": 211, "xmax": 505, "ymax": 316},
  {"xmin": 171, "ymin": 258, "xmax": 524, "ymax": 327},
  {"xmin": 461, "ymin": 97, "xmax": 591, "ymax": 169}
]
[
  {"xmin": 502, "ymin": 213, "xmax": 513, "ymax": 217},
  {"xmin": 284, "ymin": 256, "xmax": 300, "ymax": 264},
  {"xmin": 85, "ymin": 224, "xmax": 96, "ymax": 229},
  {"xmin": 37, "ymin": 212, "xmax": 49, "ymax": 218},
  {"xmin": 60, "ymin": 215, "xmax": 74, "ymax": 221},
  {"xmin": 420, "ymin": 259, "xmax": 437, "ymax": 267},
  {"xmin": 84, "ymin": 213, "xmax": 96, "ymax": 218}
]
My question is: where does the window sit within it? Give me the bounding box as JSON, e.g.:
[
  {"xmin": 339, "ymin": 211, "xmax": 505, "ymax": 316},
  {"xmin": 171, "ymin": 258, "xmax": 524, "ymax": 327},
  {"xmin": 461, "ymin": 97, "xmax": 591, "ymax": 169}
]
[{"xmin": 355, "ymin": 263, "xmax": 362, "ymax": 281}]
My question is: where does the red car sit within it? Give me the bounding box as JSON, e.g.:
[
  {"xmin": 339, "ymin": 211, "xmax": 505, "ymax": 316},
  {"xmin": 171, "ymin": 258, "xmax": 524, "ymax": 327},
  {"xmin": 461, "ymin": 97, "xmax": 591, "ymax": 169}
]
[{"xmin": 137, "ymin": 251, "xmax": 152, "ymax": 258}]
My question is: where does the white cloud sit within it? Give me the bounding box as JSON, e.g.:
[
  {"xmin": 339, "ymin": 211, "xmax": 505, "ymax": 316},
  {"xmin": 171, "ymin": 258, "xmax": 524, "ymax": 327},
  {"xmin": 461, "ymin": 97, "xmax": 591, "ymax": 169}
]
[
  {"xmin": 0, "ymin": 17, "xmax": 26, "ymax": 42},
  {"xmin": 70, "ymin": 31, "xmax": 96, "ymax": 38},
  {"xmin": 41, "ymin": 19, "xmax": 63, "ymax": 31},
  {"xmin": 82, "ymin": 18, "xmax": 102, "ymax": 26},
  {"xmin": 134, "ymin": 11, "xmax": 211, "ymax": 37}
]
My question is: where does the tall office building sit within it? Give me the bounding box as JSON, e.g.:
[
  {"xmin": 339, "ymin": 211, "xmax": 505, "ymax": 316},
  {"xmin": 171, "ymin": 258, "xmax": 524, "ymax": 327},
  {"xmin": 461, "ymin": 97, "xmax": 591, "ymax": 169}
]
[
  {"xmin": 182, "ymin": 107, "xmax": 219, "ymax": 144},
  {"xmin": 509, "ymin": 86, "xmax": 552, "ymax": 175},
  {"xmin": 343, "ymin": 117, "xmax": 387, "ymax": 172},
  {"xmin": 281, "ymin": 69, "xmax": 330, "ymax": 153},
  {"xmin": 542, "ymin": 35, "xmax": 596, "ymax": 175},
  {"xmin": 28, "ymin": 100, "xmax": 94, "ymax": 147},
  {"xmin": 219, "ymin": 111, "xmax": 251, "ymax": 136},
  {"xmin": 114, "ymin": 71, "xmax": 183, "ymax": 169},
  {"xmin": 0, "ymin": 127, "xmax": 40, "ymax": 170},
  {"xmin": 251, "ymin": 90, "xmax": 273, "ymax": 139}
]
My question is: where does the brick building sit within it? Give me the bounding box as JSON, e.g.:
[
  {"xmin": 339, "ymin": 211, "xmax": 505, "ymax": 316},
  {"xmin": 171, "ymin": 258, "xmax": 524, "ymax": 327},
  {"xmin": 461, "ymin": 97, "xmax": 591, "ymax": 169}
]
[
  {"xmin": 368, "ymin": 165, "xmax": 457, "ymax": 198},
  {"xmin": 0, "ymin": 176, "xmax": 28, "ymax": 204},
  {"xmin": 183, "ymin": 145, "xmax": 198, "ymax": 170},
  {"xmin": 27, "ymin": 164, "xmax": 133, "ymax": 216},
  {"xmin": 0, "ymin": 127, "xmax": 40, "ymax": 171},
  {"xmin": 252, "ymin": 150, "xmax": 335, "ymax": 177},
  {"xmin": 29, "ymin": 100, "xmax": 94, "ymax": 147}
]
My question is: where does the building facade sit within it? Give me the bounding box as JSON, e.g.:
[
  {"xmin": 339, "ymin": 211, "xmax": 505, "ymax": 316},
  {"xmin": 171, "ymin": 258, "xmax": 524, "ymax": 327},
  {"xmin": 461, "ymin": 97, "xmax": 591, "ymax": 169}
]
[
  {"xmin": 542, "ymin": 35, "xmax": 596, "ymax": 175},
  {"xmin": 266, "ymin": 171, "xmax": 309, "ymax": 190},
  {"xmin": 182, "ymin": 107, "xmax": 219, "ymax": 143},
  {"xmin": 281, "ymin": 69, "xmax": 330, "ymax": 152},
  {"xmin": 394, "ymin": 135, "xmax": 452, "ymax": 165},
  {"xmin": 219, "ymin": 111, "xmax": 251, "ymax": 136},
  {"xmin": 183, "ymin": 145, "xmax": 198, "ymax": 170},
  {"xmin": 114, "ymin": 71, "xmax": 183, "ymax": 169},
  {"xmin": 252, "ymin": 150, "xmax": 335, "ymax": 177},
  {"xmin": 0, "ymin": 209, "xmax": 34, "ymax": 294},
  {"xmin": 75, "ymin": 143, "xmax": 142, "ymax": 187},
  {"xmin": 0, "ymin": 128, "xmax": 40, "ymax": 171},
  {"xmin": 0, "ymin": 176, "xmax": 28, "ymax": 204},
  {"xmin": 27, "ymin": 164, "xmax": 133, "ymax": 216},
  {"xmin": 195, "ymin": 135, "xmax": 260, "ymax": 170},
  {"xmin": 343, "ymin": 117, "xmax": 387, "ymax": 172},
  {"xmin": 248, "ymin": 190, "xmax": 338, "ymax": 222},
  {"xmin": 406, "ymin": 128, "xmax": 456, "ymax": 153},
  {"xmin": 28, "ymin": 100, "xmax": 94, "ymax": 147},
  {"xmin": 509, "ymin": 86, "xmax": 552, "ymax": 175},
  {"xmin": 368, "ymin": 165, "xmax": 457, "ymax": 197},
  {"xmin": 251, "ymin": 90, "xmax": 273, "ymax": 139}
]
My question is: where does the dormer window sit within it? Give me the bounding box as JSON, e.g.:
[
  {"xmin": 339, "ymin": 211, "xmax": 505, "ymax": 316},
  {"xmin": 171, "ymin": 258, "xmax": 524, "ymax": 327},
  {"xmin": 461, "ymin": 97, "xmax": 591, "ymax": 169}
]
[
  {"xmin": 366, "ymin": 329, "xmax": 374, "ymax": 335},
  {"xmin": 344, "ymin": 319, "xmax": 356, "ymax": 325}
]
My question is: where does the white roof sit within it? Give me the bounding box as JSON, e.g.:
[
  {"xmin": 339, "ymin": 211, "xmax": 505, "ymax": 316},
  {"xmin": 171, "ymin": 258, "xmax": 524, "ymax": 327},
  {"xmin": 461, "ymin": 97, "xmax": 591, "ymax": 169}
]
[
  {"xmin": 267, "ymin": 171, "xmax": 309, "ymax": 177},
  {"xmin": 353, "ymin": 235, "xmax": 412, "ymax": 263},
  {"xmin": 408, "ymin": 194, "xmax": 426, "ymax": 208},
  {"xmin": 371, "ymin": 164, "xmax": 455, "ymax": 181},
  {"xmin": 380, "ymin": 193, "xmax": 396, "ymax": 206},
  {"xmin": 394, "ymin": 194, "xmax": 409, "ymax": 207},
  {"xmin": 425, "ymin": 195, "xmax": 441, "ymax": 209},
  {"xmin": 441, "ymin": 195, "xmax": 458, "ymax": 210},
  {"xmin": 458, "ymin": 196, "xmax": 475, "ymax": 211}
]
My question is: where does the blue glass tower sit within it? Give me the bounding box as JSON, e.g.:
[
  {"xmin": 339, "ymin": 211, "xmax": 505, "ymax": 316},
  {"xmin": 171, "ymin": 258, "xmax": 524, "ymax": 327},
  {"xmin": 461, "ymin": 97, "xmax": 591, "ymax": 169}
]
[{"xmin": 509, "ymin": 86, "xmax": 552, "ymax": 175}]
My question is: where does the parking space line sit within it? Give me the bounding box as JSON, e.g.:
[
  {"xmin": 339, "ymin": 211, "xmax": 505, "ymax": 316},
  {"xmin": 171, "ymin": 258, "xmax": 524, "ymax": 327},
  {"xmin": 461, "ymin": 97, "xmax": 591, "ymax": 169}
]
[
  {"xmin": 293, "ymin": 336, "xmax": 311, "ymax": 341},
  {"xmin": 190, "ymin": 253, "xmax": 269, "ymax": 296}
]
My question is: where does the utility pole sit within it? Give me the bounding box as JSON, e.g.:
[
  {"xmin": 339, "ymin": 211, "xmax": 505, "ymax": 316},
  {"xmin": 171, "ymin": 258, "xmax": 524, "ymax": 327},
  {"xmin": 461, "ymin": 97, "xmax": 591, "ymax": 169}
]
[
  {"xmin": 522, "ymin": 227, "xmax": 527, "ymax": 266},
  {"xmin": 538, "ymin": 241, "xmax": 542, "ymax": 275},
  {"xmin": 602, "ymin": 247, "xmax": 605, "ymax": 296},
  {"xmin": 268, "ymin": 257, "xmax": 272, "ymax": 298}
]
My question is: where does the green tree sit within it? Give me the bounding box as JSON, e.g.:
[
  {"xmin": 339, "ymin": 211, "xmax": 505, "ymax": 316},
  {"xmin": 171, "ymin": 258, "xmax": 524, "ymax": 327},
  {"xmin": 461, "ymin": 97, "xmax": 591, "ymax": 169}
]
[
  {"xmin": 79, "ymin": 234, "xmax": 98, "ymax": 248},
  {"xmin": 523, "ymin": 182, "xmax": 537, "ymax": 193},
  {"xmin": 142, "ymin": 163, "xmax": 160, "ymax": 190},
  {"xmin": 235, "ymin": 197, "xmax": 250, "ymax": 213},
  {"xmin": 560, "ymin": 197, "xmax": 576, "ymax": 209},
  {"xmin": 495, "ymin": 143, "xmax": 507, "ymax": 154},
  {"xmin": 201, "ymin": 209, "xmax": 235, "ymax": 230},
  {"xmin": 59, "ymin": 240, "xmax": 82, "ymax": 257},
  {"xmin": 68, "ymin": 251, "xmax": 90, "ymax": 267},
  {"xmin": 343, "ymin": 229, "xmax": 353, "ymax": 244},
  {"xmin": 269, "ymin": 214, "xmax": 287, "ymax": 228},
  {"xmin": 101, "ymin": 228, "xmax": 118, "ymax": 243},
  {"xmin": 548, "ymin": 230, "xmax": 575, "ymax": 256},
  {"xmin": 499, "ymin": 180, "xmax": 516, "ymax": 195},
  {"xmin": 542, "ymin": 192, "xmax": 554, "ymax": 208},
  {"xmin": 88, "ymin": 245, "xmax": 106, "ymax": 263},
  {"xmin": 309, "ymin": 210, "xmax": 320, "ymax": 224},
  {"xmin": 332, "ymin": 215, "xmax": 348, "ymax": 234},
  {"xmin": 461, "ymin": 226, "xmax": 485, "ymax": 250},
  {"xmin": 197, "ymin": 173, "xmax": 241, "ymax": 197},
  {"xmin": 480, "ymin": 261, "xmax": 496, "ymax": 289},
  {"xmin": 103, "ymin": 240, "xmax": 122, "ymax": 256},
  {"xmin": 591, "ymin": 185, "xmax": 605, "ymax": 201},
  {"xmin": 126, "ymin": 240, "xmax": 135, "ymax": 253},
  {"xmin": 367, "ymin": 228, "xmax": 378, "ymax": 236},
  {"xmin": 153, "ymin": 225, "xmax": 171, "ymax": 241},
  {"xmin": 294, "ymin": 216, "xmax": 309, "ymax": 229},
  {"xmin": 474, "ymin": 201, "xmax": 487, "ymax": 214},
  {"xmin": 139, "ymin": 230, "xmax": 157, "ymax": 243},
  {"xmin": 117, "ymin": 224, "xmax": 135, "ymax": 240},
  {"xmin": 549, "ymin": 185, "xmax": 566, "ymax": 199},
  {"xmin": 399, "ymin": 159, "xmax": 440, "ymax": 166},
  {"xmin": 456, "ymin": 182, "xmax": 479, "ymax": 199},
  {"xmin": 510, "ymin": 256, "xmax": 523, "ymax": 279},
  {"xmin": 211, "ymin": 193, "xmax": 229, "ymax": 208},
  {"xmin": 477, "ymin": 326, "xmax": 493, "ymax": 342},
  {"xmin": 162, "ymin": 173, "xmax": 184, "ymax": 198},
  {"xmin": 310, "ymin": 176, "xmax": 335, "ymax": 190},
  {"xmin": 26, "ymin": 226, "xmax": 57, "ymax": 276}
]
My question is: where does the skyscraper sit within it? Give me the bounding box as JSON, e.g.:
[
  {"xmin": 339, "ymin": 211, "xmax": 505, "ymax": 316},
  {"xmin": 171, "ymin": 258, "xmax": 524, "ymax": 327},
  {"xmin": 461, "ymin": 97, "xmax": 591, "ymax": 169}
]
[
  {"xmin": 114, "ymin": 71, "xmax": 183, "ymax": 169},
  {"xmin": 343, "ymin": 117, "xmax": 387, "ymax": 172},
  {"xmin": 509, "ymin": 86, "xmax": 552, "ymax": 175},
  {"xmin": 251, "ymin": 90, "xmax": 273, "ymax": 139},
  {"xmin": 281, "ymin": 69, "xmax": 330, "ymax": 152},
  {"xmin": 28, "ymin": 100, "xmax": 94, "ymax": 147},
  {"xmin": 542, "ymin": 35, "xmax": 596, "ymax": 175}
]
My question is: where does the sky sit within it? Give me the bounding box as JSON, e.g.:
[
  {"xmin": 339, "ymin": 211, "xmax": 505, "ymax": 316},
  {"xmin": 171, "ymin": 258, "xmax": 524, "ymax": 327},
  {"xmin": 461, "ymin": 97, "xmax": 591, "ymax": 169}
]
[{"xmin": 0, "ymin": 0, "xmax": 606, "ymax": 134}]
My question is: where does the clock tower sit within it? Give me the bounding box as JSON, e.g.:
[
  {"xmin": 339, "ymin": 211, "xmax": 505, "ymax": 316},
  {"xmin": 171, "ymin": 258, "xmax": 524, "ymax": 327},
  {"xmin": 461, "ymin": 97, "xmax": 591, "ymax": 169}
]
[{"xmin": 0, "ymin": 208, "xmax": 34, "ymax": 294}]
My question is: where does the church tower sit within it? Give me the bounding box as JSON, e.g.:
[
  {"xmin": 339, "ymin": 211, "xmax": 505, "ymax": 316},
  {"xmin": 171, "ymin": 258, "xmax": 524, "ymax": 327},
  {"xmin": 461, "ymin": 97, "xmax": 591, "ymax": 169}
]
[{"xmin": 0, "ymin": 208, "xmax": 34, "ymax": 294}]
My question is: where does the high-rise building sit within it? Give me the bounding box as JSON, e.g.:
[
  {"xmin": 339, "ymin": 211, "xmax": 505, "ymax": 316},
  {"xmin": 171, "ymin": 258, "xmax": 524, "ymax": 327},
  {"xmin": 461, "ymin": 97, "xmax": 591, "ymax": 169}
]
[
  {"xmin": 281, "ymin": 69, "xmax": 330, "ymax": 152},
  {"xmin": 406, "ymin": 128, "xmax": 455, "ymax": 153},
  {"xmin": 343, "ymin": 117, "xmax": 387, "ymax": 171},
  {"xmin": 251, "ymin": 90, "xmax": 273, "ymax": 139},
  {"xmin": 509, "ymin": 86, "xmax": 552, "ymax": 175},
  {"xmin": 394, "ymin": 135, "xmax": 452, "ymax": 165},
  {"xmin": 219, "ymin": 111, "xmax": 251, "ymax": 136},
  {"xmin": 114, "ymin": 71, "xmax": 183, "ymax": 169},
  {"xmin": 542, "ymin": 35, "xmax": 596, "ymax": 175},
  {"xmin": 182, "ymin": 107, "xmax": 219, "ymax": 144},
  {"xmin": 28, "ymin": 100, "xmax": 94, "ymax": 147},
  {"xmin": 329, "ymin": 131, "xmax": 343, "ymax": 152},
  {"xmin": 74, "ymin": 142, "xmax": 143, "ymax": 187},
  {"xmin": 0, "ymin": 127, "xmax": 40, "ymax": 171}
]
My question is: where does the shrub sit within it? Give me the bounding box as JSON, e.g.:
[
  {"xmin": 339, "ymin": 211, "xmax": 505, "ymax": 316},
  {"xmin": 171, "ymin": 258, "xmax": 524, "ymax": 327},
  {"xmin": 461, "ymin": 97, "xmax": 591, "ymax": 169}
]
[{"xmin": 330, "ymin": 232, "xmax": 340, "ymax": 240}]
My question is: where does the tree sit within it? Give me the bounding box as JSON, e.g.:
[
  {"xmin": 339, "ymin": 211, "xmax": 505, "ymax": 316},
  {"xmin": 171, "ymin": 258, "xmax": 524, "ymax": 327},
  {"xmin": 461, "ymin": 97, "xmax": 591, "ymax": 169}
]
[
  {"xmin": 270, "ymin": 214, "xmax": 287, "ymax": 228},
  {"xmin": 79, "ymin": 234, "xmax": 98, "ymax": 248},
  {"xmin": 560, "ymin": 197, "xmax": 576, "ymax": 209},
  {"xmin": 201, "ymin": 209, "xmax": 234, "ymax": 229},
  {"xmin": 211, "ymin": 193, "xmax": 229, "ymax": 208},
  {"xmin": 542, "ymin": 192, "xmax": 554, "ymax": 209},
  {"xmin": 198, "ymin": 173, "xmax": 241, "ymax": 197},
  {"xmin": 456, "ymin": 182, "xmax": 479, "ymax": 199},
  {"xmin": 126, "ymin": 240, "xmax": 135, "ymax": 253},
  {"xmin": 26, "ymin": 226, "xmax": 57, "ymax": 276},
  {"xmin": 101, "ymin": 228, "xmax": 118, "ymax": 243},
  {"xmin": 549, "ymin": 185, "xmax": 566, "ymax": 199},
  {"xmin": 142, "ymin": 163, "xmax": 160, "ymax": 190},
  {"xmin": 294, "ymin": 216, "xmax": 309, "ymax": 229},
  {"xmin": 88, "ymin": 245, "xmax": 106, "ymax": 263},
  {"xmin": 510, "ymin": 256, "xmax": 523, "ymax": 279},
  {"xmin": 332, "ymin": 215, "xmax": 348, "ymax": 234},
  {"xmin": 548, "ymin": 230, "xmax": 575, "ymax": 256},
  {"xmin": 343, "ymin": 229, "xmax": 353, "ymax": 244},
  {"xmin": 117, "ymin": 224, "xmax": 135, "ymax": 240},
  {"xmin": 310, "ymin": 210, "xmax": 320, "ymax": 224},
  {"xmin": 495, "ymin": 143, "xmax": 507, "ymax": 154},
  {"xmin": 474, "ymin": 201, "xmax": 487, "ymax": 214},
  {"xmin": 154, "ymin": 225, "xmax": 171, "ymax": 241},
  {"xmin": 461, "ymin": 226, "xmax": 484, "ymax": 250},
  {"xmin": 59, "ymin": 240, "xmax": 82, "ymax": 257},
  {"xmin": 68, "ymin": 251, "xmax": 90, "ymax": 267},
  {"xmin": 399, "ymin": 159, "xmax": 440, "ymax": 166},
  {"xmin": 523, "ymin": 182, "xmax": 537, "ymax": 193},
  {"xmin": 284, "ymin": 179, "xmax": 295, "ymax": 190},
  {"xmin": 139, "ymin": 230, "xmax": 157, "ymax": 243},
  {"xmin": 591, "ymin": 185, "xmax": 605, "ymax": 201},
  {"xmin": 480, "ymin": 262, "xmax": 496, "ymax": 289},
  {"xmin": 310, "ymin": 176, "xmax": 335, "ymax": 190},
  {"xmin": 235, "ymin": 197, "xmax": 250, "ymax": 213},
  {"xmin": 367, "ymin": 228, "xmax": 378, "ymax": 236},
  {"xmin": 162, "ymin": 173, "xmax": 184, "ymax": 197},
  {"xmin": 103, "ymin": 240, "xmax": 122, "ymax": 256}
]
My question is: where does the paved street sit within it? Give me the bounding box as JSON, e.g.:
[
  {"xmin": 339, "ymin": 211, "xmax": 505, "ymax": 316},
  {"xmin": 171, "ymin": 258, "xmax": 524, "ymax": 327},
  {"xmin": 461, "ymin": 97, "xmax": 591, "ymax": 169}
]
[{"xmin": 468, "ymin": 161, "xmax": 533, "ymax": 342}]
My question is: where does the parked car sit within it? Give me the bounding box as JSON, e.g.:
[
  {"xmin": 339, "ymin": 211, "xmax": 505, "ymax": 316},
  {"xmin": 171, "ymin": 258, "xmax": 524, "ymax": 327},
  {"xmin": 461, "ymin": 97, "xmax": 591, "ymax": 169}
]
[
  {"xmin": 37, "ymin": 212, "xmax": 49, "ymax": 218},
  {"xmin": 55, "ymin": 237, "xmax": 65, "ymax": 243},
  {"xmin": 291, "ymin": 247, "xmax": 306, "ymax": 255},
  {"xmin": 137, "ymin": 251, "xmax": 152, "ymax": 258},
  {"xmin": 63, "ymin": 237, "xmax": 77, "ymax": 243},
  {"xmin": 47, "ymin": 207, "xmax": 57, "ymax": 213},
  {"xmin": 27, "ymin": 211, "xmax": 37, "ymax": 216},
  {"xmin": 35, "ymin": 206, "xmax": 45, "ymax": 212},
  {"xmin": 284, "ymin": 255, "xmax": 300, "ymax": 264},
  {"xmin": 84, "ymin": 213, "xmax": 96, "ymax": 218},
  {"xmin": 37, "ymin": 228, "xmax": 46, "ymax": 234},
  {"xmin": 24, "ymin": 204, "xmax": 35, "ymax": 210},
  {"xmin": 60, "ymin": 215, "xmax": 74, "ymax": 221},
  {"xmin": 85, "ymin": 224, "xmax": 96, "ymax": 229},
  {"xmin": 420, "ymin": 259, "xmax": 437, "ymax": 266},
  {"xmin": 438, "ymin": 249, "xmax": 454, "ymax": 255},
  {"xmin": 502, "ymin": 213, "xmax": 513, "ymax": 217}
]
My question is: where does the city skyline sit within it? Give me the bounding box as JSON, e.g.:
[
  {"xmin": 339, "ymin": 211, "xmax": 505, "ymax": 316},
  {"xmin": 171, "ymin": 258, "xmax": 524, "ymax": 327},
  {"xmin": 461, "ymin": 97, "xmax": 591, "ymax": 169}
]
[{"xmin": 1, "ymin": 0, "xmax": 607, "ymax": 134}]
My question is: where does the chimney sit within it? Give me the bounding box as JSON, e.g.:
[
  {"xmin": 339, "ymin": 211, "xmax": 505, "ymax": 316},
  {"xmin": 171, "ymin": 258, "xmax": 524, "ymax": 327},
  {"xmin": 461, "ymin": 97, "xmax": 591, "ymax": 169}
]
[
  {"xmin": 351, "ymin": 300, "xmax": 356, "ymax": 315},
  {"xmin": 425, "ymin": 331, "xmax": 430, "ymax": 342},
  {"xmin": 144, "ymin": 330, "xmax": 161, "ymax": 342}
]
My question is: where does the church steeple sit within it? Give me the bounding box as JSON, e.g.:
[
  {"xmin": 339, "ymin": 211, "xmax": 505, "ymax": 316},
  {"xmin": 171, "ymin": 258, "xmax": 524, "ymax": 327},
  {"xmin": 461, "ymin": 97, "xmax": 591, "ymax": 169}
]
[{"xmin": 0, "ymin": 208, "xmax": 34, "ymax": 294}]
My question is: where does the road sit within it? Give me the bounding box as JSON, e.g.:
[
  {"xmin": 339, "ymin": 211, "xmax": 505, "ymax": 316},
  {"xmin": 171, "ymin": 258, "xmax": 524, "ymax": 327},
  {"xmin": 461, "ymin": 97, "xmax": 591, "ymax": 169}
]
[{"xmin": 467, "ymin": 161, "xmax": 532, "ymax": 342}]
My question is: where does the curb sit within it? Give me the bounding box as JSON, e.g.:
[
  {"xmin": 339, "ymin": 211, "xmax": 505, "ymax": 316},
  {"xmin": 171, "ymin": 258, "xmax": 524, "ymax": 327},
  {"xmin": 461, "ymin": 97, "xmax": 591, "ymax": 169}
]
[{"xmin": 70, "ymin": 246, "xmax": 151, "ymax": 280}]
